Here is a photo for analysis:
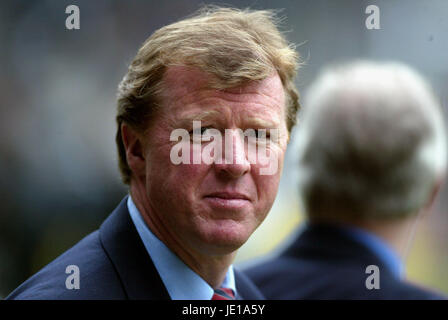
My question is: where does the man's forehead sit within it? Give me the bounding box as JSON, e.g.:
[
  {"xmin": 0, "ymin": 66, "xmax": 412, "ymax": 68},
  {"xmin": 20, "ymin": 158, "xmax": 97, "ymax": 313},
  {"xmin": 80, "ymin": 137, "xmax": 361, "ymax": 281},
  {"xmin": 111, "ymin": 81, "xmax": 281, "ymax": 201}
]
[
  {"xmin": 162, "ymin": 66, "xmax": 212, "ymax": 95},
  {"xmin": 161, "ymin": 65, "xmax": 285, "ymax": 101},
  {"xmin": 157, "ymin": 66, "xmax": 287, "ymax": 132}
]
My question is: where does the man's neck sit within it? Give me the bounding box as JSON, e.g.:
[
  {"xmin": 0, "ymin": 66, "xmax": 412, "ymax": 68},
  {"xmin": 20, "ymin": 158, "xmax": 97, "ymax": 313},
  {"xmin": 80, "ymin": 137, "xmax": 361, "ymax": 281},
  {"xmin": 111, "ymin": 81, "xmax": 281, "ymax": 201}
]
[
  {"xmin": 310, "ymin": 213, "xmax": 421, "ymax": 261},
  {"xmin": 338, "ymin": 216, "xmax": 421, "ymax": 261},
  {"xmin": 129, "ymin": 181, "xmax": 235, "ymax": 289},
  {"xmin": 359, "ymin": 217, "xmax": 421, "ymax": 262}
]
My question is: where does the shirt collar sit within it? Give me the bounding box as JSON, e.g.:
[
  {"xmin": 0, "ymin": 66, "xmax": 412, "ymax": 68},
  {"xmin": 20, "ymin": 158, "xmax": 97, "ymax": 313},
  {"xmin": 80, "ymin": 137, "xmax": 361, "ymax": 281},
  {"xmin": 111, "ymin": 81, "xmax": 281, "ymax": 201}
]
[
  {"xmin": 335, "ymin": 223, "xmax": 405, "ymax": 279},
  {"xmin": 127, "ymin": 195, "xmax": 236, "ymax": 300}
]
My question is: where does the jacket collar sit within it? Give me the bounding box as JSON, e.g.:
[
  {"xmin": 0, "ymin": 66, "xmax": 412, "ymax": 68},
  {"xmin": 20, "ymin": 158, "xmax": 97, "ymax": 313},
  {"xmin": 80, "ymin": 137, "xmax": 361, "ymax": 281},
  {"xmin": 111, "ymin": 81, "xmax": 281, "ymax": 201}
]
[
  {"xmin": 99, "ymin": 196, "xmax": 263, "ymax": 300},
  {"xmin": 99, "ymin": 196, "xmax": 170, "ymax": 299},
  {"xmin": 283, "ymin": 222, "xmax": 397, "ymax": 278}
]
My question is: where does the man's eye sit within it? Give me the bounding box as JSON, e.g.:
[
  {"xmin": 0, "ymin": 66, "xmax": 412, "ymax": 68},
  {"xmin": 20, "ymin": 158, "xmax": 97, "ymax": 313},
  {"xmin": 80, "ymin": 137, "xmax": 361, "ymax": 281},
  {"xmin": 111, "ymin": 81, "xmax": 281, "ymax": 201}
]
[
  {"xmin": 191, "ymin": 127, "xmax": 214, "ymax": 140},
  {"xmin": 247, "ymin": 129, "xmax": 270, "ymax": 139},
  {"xmin": 192, "ymin": 127, "xmax": 210, "ymax": 135}
]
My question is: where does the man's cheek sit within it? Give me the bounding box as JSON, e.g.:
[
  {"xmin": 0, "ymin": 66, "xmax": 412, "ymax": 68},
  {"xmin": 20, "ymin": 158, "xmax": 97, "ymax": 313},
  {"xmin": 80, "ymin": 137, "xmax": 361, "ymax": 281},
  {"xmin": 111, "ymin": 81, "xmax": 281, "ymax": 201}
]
[
  {"xmin": 257, "ymin": 147, "xmax": 285, "ymax": 176},
  {"xmin": 257, "ymin": 175, "xmax": 281, "ymax": 203},
  {"xmin": 162, "ymin": 147, "xmax": 208, "ymax": 177}
]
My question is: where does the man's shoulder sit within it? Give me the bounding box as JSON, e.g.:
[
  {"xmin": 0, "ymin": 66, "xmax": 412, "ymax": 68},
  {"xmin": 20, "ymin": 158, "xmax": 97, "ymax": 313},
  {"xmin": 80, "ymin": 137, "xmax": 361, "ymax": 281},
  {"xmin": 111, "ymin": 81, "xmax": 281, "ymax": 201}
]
[
  {"xmin": 234, "ymin": 267, "xmax": 265, "ymax": 300},
  {"xmin": 244, "ymin": 254, "xmax": 325, "ymax": 299},
  {"xmin": 6, "ymin": 230, "xmax": 125, "ymax": 300},
  {"xmin": 244, "ymin": 253, "xmax": 447, "ymax": 300}
]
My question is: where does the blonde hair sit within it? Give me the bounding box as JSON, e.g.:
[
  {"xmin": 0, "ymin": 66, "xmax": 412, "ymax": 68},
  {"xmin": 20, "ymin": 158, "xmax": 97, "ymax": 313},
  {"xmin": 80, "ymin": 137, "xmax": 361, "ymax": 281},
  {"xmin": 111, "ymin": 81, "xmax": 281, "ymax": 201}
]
[{"xmin": 116, "ymin": 6, "xmax": 301, "ymax": 184}]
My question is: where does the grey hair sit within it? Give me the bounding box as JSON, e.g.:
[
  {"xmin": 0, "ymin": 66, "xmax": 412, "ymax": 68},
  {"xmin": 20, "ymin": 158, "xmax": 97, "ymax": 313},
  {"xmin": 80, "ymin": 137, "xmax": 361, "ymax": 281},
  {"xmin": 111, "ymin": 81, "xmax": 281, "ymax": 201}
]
[{"xmin": 296, "ymin": 61, "xmax": 447, "ymax": 220}]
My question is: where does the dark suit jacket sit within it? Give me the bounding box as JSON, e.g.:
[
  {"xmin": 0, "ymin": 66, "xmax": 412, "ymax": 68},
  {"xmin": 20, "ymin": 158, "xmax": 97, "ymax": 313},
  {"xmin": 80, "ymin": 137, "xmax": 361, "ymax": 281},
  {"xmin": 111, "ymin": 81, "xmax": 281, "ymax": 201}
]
[
  {"xmin": 6, "ymin": 197, "xmax": 263, "ymax": 300},
  {"xmin": 245, "ymin": 223, "xmax": 446, "ymax": 300}
]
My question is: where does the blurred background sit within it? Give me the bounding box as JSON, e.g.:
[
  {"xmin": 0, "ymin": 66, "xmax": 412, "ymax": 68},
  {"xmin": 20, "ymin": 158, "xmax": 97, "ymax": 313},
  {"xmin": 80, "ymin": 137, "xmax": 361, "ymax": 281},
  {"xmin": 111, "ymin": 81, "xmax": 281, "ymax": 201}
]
[{"xmin": 1, "ymin": 0, "xmax": 447, "ymax": 298}]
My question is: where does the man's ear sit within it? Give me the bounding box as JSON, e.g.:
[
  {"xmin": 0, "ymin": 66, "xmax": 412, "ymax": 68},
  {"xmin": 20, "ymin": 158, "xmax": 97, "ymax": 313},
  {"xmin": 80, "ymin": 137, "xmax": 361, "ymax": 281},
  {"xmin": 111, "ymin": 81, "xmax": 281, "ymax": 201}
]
[
  {"xmin": 121, "ymin": 123, "xmax": 146, "ymax": 178},
  {"xmin": 420, "ymin": 175, "xmax": 445, "ymax": 218}
]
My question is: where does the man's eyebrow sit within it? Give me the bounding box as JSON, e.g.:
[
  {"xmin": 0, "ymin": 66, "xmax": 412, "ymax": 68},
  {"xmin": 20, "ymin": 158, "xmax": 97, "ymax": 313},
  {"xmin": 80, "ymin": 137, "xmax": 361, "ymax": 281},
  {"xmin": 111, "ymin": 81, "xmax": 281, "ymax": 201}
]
[
  {"xmin": 244, "ymin": 116, "xmax": 279, "ymax": 128},
  {"xmin": 177, "ymin": 110, "xmax": 225, "ymax": 126},
  {"xmin": 176, "ymin": 110, "xmax": 280, "ymax": 128}
]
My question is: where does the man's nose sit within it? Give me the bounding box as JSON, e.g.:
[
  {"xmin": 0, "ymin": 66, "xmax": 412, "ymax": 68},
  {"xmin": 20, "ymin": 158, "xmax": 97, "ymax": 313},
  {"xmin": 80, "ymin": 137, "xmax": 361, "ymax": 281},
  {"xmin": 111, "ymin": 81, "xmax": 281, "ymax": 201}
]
[{"xmin": 214, "ymin": 130, "xmax": 251, "ymax": 178}]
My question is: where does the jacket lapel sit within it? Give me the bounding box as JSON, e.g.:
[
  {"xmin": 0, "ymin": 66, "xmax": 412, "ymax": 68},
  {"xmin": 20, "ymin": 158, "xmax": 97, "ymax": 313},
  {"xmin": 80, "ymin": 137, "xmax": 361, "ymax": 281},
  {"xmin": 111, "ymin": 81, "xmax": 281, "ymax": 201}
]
[
  {"xmin": 100, "ymin": 196, "xmax": 264, "ymax": 300},
  {"xmin": 99, "ymin": 196, "xmax": 171, "ymax": 300}
]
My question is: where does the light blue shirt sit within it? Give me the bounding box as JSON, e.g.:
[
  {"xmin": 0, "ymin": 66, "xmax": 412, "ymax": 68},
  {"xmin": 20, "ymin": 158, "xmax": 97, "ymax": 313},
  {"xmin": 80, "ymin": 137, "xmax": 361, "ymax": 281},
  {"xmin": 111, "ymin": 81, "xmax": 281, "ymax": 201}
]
[
  {"xmin": 127, "ymin": 195, "xmax": 236, "ymax": 300},
  {"xmin": 337, "ymin": 224, "xmax": 405, "ymax": 279}
]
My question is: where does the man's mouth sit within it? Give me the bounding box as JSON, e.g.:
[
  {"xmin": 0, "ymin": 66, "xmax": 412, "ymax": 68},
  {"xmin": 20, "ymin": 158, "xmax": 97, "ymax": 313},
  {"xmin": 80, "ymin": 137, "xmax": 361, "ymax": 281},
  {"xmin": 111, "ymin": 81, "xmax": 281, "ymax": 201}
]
[{"xmin": 204, "ymin": 192, "xmax": 251, "ymax": 210}]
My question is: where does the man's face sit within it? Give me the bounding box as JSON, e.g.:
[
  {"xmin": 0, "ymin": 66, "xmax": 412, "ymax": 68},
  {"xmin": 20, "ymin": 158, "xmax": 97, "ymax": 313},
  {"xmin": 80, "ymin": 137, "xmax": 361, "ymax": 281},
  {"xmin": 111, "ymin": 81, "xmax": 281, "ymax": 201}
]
[{"xmin": 140, "ymin": 66, "xmax": 288, "ymax": 256}]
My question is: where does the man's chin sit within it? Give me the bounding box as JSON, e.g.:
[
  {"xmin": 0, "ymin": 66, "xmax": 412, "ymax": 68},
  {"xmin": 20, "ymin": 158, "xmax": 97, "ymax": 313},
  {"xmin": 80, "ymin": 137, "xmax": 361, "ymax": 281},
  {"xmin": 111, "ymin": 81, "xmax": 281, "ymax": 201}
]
[
  {"xmin": 198, "ymin": 241, "xmax": 245, "ymax": 257},
  {"xmin": 196, "ymin": 221, "xmax": 253, "ymax": 255}
]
